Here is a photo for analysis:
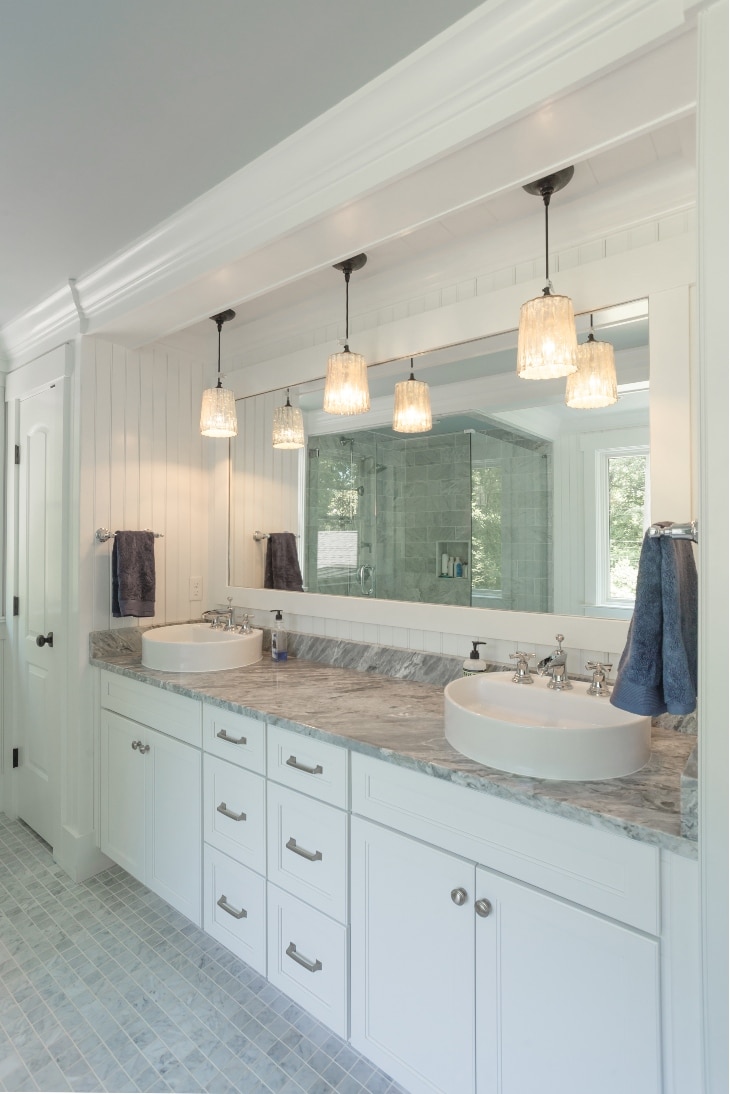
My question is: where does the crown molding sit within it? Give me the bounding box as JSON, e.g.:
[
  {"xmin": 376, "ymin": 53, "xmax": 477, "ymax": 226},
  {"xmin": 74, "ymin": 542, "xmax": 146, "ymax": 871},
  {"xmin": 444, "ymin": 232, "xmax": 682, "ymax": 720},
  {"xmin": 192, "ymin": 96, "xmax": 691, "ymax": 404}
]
[{"xmin": 1, "ymin": 0, "xmax": 699, "ymax": 368}]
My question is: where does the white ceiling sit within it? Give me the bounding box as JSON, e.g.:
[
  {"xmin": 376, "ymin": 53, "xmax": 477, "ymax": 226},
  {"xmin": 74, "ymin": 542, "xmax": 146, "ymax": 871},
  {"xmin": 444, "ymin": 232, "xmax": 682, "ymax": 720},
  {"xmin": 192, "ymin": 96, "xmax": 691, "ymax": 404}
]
[{"xmin": 0, "ymin": 0, "xmax": 485, "ymax": 328}]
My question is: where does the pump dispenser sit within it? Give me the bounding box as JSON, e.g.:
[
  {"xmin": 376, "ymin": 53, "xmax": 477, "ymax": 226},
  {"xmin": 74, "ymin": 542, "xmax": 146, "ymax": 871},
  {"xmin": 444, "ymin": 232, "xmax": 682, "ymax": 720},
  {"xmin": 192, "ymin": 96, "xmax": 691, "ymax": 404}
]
[
  {"xmin": 463, "ymin": 640, "xmax": 487, "ymax": 676},
  {"xmin": 270, "ymin": 610, "xmax": 288, "ymax": 661}
]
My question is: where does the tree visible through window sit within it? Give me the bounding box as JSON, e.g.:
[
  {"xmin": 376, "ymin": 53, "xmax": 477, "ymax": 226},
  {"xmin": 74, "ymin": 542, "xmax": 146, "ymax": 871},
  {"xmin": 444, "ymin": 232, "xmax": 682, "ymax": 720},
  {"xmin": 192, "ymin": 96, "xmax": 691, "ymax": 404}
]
[
  {"xmin": 471, "ymin": 465, "xmax": 502, "ymax": 591},
  {"xmin": 607, "ymin": 453, "xmax": 649, "ymax": 599}
]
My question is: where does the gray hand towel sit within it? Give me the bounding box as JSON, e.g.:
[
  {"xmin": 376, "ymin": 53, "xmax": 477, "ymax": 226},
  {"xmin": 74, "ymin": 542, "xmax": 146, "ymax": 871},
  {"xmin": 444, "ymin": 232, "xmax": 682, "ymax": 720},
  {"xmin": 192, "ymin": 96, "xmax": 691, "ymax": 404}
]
[
  {"xmin": 112, "ymin": 531, "xmax": 156, "ymax": 617},
  {"xmin": 264, "ymin": 533, "xmax": 303, "ymax": 592},
  {"xmin": 610, "ymin": 526, "xmax": 697, "ymax": 716}
]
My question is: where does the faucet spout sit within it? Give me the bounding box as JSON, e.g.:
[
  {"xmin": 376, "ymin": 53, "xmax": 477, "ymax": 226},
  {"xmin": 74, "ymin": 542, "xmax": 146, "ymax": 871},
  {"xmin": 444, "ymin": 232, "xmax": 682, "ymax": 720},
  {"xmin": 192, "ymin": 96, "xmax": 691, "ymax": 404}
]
[{"xmin": 537, "ymin": 634, "xmax": 572, "ymax": 690}]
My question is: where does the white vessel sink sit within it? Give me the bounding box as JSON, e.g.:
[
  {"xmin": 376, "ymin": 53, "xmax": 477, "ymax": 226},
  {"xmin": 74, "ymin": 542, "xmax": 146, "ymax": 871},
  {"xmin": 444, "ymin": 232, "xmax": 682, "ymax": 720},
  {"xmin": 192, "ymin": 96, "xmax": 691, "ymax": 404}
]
[
  {"xmin": 444, "ymin": 672, "xmax": 651, "ymax": 781},
  {"xmin": 142, "ymin": 623, "xmax": 263, "ymax": 673}
]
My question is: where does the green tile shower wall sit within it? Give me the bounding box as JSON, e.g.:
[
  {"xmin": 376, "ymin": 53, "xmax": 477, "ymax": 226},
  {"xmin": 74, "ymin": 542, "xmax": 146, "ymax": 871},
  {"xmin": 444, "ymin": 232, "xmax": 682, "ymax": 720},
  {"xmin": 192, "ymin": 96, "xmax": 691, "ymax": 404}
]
[{"xmin": 305, "ymin": 427, "xmax": 552, "ymax": 612}]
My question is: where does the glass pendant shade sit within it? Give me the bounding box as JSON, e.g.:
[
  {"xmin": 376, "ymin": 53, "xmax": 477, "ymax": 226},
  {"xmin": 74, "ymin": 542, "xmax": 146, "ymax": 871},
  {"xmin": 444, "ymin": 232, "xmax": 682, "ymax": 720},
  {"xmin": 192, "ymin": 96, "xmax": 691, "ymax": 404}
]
[
  {"xmin": 565, "ymin": 333, "xmax": 618, "ymax": 409},
  {"xmin": 200, "ymin": 383, "xmax": 238, "ymax": 437},
  {"xmin": 323, "ymin": 349, "xmax": 370, "ymax": 415},
  {"xmin": 272, "ymin": 394, "xmax": 305, "ymax": 448},
  {"xmin": 393, "ymin": 368, "xmax": 432, "ymax": 433},
  {"xmin": 517, "ymin": 291, "xmax": 578, "ymax": 379}
]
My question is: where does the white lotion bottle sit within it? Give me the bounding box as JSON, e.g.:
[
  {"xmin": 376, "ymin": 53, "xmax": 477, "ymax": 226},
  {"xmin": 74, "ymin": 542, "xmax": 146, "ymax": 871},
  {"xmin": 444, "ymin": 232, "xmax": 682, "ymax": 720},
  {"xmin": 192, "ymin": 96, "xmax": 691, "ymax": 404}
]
[{"xmin": 463, "ymin": 640, "xmax": 487, "ymax": 675}]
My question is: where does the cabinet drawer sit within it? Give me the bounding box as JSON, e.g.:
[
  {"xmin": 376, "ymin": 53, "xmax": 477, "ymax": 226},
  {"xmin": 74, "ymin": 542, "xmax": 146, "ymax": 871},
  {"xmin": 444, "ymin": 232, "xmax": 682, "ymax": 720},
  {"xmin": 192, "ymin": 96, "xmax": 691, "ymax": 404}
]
[
  {"xmin": 352, "ymin": 754, "xmax": 659, "ymax": 935},
  {"xmin": 267, "ymin": 783, "xmax": 348, "ymax": 923},
  {"xmin": 204, "ymin": 845, "xmax": 266, "ymax": 976},
  {"xmin": 267, "ymin": 725, "xmax": 349, "ymax": 809},
  {"xmin": 267, "ymin": 883, "xmax": 348, "ymax": 1038},
  {"xmin": 203, "ymin": 704, "xmax": 265, "ymax": 774},
  {"xmin": 99, "ymin": 670, "xmax": 201, "ymax": 747},
  {"xmin": 204, "ymin": 756, "xmax": 266, "ymax": 874}
]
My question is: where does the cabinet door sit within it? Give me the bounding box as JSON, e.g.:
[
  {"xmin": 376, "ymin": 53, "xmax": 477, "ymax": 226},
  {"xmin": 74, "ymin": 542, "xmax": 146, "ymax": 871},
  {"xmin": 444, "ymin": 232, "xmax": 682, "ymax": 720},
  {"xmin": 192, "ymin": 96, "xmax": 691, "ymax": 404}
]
[
  {"xmin": 99, "ymin": 710, "xmax": 146, "ymax": 882},
  {"xmin": 145, "ymin": 726, "xmax": 202, "ymax": 926},
  {"xmin": 351, "ymin": 817, "xmax": 475, "ymax": 1094},
  {"xmin": 475, "ymin": 866, "xmax": 661, "ymax": 1094}
]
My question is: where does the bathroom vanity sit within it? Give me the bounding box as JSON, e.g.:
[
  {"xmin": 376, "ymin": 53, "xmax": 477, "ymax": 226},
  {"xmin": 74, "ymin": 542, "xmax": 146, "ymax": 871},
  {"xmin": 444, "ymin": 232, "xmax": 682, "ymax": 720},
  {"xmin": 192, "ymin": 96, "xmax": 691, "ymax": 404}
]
[{"xmin": 91, "ymin": 644, "xmax": 700, "ymax": 1094}]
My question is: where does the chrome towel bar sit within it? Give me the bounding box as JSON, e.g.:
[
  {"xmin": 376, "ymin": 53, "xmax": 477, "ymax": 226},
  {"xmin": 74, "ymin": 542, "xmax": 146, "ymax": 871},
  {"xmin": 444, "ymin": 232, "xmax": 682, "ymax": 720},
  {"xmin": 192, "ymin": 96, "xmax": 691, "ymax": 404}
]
[
  {"xmin": 647, "ymin": 520, "xmax": 698, "ymax": 543},
  {"xmin": 95, "ymin": 527, "xmax": 164, "ymax": 543}
]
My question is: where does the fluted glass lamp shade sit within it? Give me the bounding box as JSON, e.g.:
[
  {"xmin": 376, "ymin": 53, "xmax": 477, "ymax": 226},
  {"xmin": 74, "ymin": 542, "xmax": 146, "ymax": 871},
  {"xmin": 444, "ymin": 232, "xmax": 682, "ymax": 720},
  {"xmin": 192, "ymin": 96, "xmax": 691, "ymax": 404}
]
[
  {"xmin": 393, "ymin": 362, "xmax": 432, "ymax": 433},
  {"xmin": 517, "ymin": 290, "xmax": 578, "ymax": 380},
  {"xmin": 272, "ymin": 392, "xmax": 305, "ymax": 448},
  {"xmin": 565, "ymin": 333, "xmax": 618, "ymax": 409},
  {"xmin": 323, "ymin": 348, "xmax": 370, "ymax": 415},
  {"xmin": 200, "ymin": 382, "xmax": 238, "ymax": 437}
]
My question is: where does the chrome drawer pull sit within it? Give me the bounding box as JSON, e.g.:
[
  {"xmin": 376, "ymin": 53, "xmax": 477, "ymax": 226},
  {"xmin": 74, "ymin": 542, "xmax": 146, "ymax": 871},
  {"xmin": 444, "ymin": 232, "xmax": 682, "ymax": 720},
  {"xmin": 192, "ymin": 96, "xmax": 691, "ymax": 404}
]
[
  {"xmin": 217, "ymin": 894, "xmax": 247, "ymax": 920},
  {"xmin": 217, "ymin": 729, "xmax": 248, "ymax": 746},
  {"xmin": 137, "ymin": 743, "xmax": 150, "ymax": 755},
  {"xmin": 286, "ymin": 837, "xmax": 323, "ymax": 862},
  {"xmin": 217, "ymin": 802, "xmax": 247, "ymax": 822},
  {"xmin": 285, "ymin": 755, "xmax": 323, "ymax": 776},
  {"xmin": 286, "ymin": 941, "xmax": 322, "ymax": 973}
]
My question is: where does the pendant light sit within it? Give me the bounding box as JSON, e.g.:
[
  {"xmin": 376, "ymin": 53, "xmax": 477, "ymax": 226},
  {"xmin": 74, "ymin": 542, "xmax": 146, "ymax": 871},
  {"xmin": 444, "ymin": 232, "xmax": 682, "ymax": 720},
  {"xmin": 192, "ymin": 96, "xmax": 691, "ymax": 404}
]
[
  {"xmin": 200, "ymin": 309, "xmax": 238, "ymax": 437},
  {"xmin": 272, "ymin": 389, "xmax": 305, "ymax": 448},
  {"xmin": 323, "ymin": 254, "xmax": 370, "ymax": 415},
  {"xmin": 393, "ymin": 358, "xmax": 432, "ymax": 433},
  {"xmin": 517, "ymin": 167, "xmax": 578, "ymax": 380},
  {"xmin": 565, "ymin": 316, "xmax": 618, "ymax": 409}
]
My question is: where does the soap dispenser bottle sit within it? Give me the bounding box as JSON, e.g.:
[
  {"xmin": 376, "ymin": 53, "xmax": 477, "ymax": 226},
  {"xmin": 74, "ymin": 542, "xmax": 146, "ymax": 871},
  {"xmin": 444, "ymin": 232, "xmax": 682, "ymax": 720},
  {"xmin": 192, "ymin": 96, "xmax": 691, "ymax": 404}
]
[
  {"xmin": 270, "ymin": 610, "xmax": 288, "ymax": 662},
  {"xmin": 463, "ymin": 640, "xmax": 487, "ymax": 675}
]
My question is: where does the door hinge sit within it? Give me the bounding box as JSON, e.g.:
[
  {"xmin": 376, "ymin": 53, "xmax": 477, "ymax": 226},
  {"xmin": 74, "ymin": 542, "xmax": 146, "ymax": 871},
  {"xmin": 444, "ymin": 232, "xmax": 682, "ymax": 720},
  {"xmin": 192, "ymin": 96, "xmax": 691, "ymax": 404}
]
[
  {"xmin": 14, "ymin": 444, "xmax": 20, "ymax": 465},
  {"xmin": 12, "ymin": 748, "xmax": 19, "ymax": 769},
  {"xmin": 12, "ymin": 596, "xmax": 19, "ymax": 616}
]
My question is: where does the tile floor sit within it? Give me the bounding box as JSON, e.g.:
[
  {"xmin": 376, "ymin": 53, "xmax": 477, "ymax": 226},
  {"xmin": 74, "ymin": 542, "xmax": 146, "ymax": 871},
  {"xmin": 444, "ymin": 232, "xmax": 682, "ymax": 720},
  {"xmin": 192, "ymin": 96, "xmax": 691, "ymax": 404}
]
[{"xmin": 0, "ymin": 815, "xmax": 405, "ymax": 1094}]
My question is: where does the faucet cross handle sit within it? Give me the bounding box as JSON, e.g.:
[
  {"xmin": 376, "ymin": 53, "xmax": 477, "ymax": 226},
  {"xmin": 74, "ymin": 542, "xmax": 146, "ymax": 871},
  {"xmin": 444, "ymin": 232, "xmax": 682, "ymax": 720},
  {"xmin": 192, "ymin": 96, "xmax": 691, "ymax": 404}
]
[
  {"xmin": 586, "ymin": 661, "xmax": 613, "ymax": 697},
  {"xmin": 510, "ymin": 651, "xmax": 534, "ymax": 685},
  {"xmin": 554, "ymin": 634, "xmax": 565, "ymax": 651}
]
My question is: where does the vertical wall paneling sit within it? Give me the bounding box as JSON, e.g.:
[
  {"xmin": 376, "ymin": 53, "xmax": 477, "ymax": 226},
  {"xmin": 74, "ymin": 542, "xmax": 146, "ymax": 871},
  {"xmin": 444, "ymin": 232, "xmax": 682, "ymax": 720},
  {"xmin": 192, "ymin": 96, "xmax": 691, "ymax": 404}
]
[
  {"xmin": 229, "ymin": 389, "xmax": 300, "ymax": 589},
  {"xmin": 85, "ymin": 338, "xmax": 209, "ymax": 631}
]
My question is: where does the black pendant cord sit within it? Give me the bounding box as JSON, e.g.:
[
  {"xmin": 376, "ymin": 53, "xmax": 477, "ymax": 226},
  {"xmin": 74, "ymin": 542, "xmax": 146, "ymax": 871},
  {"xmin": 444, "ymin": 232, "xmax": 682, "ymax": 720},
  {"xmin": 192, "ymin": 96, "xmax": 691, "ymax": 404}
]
[
  {"xmin": 216, "ymin": 319, "xmax": 223, "ymax": 389},
  {"xmin": 344, "ymin": 269, "xmax": 351, "ymax": 350},
  {"xmin": 542, "ymin": 187, "xmax": 553, "ymax": 291},
  {"xmin": 409, "ymin": 356, "xmax": 416, "ymax": 381}
]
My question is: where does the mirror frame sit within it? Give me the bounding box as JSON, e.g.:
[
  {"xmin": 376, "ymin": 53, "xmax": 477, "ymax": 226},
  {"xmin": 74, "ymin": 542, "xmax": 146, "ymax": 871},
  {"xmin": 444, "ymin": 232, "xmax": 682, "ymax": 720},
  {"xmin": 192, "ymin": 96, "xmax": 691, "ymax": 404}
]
[{"xmin": 213, "ymin": 236, "xmax": 694, "ymax": 653}]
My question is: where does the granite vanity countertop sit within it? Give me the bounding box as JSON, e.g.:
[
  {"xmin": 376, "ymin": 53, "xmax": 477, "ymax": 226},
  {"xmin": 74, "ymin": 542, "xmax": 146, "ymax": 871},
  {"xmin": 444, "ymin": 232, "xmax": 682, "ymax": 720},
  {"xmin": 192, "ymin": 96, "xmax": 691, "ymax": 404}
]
[{"xmin": 91, "ymin": 649, "xmax": 698, "ymax": 859}]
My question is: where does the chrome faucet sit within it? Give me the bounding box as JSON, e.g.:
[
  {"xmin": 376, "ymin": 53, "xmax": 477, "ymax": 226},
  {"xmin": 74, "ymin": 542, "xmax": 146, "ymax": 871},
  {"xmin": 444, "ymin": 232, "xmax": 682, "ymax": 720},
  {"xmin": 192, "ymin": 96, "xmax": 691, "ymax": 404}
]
[
  {"xmin": 509, "ymin": 651, "xmax": 534, "ymax": 684},
  {"xmin": 537, "ymin": 634, "xmax": 573, "ymax": 690},
  {"xmin": 202, "ymin": 598, "xmax": 235, "ymax": 629}
]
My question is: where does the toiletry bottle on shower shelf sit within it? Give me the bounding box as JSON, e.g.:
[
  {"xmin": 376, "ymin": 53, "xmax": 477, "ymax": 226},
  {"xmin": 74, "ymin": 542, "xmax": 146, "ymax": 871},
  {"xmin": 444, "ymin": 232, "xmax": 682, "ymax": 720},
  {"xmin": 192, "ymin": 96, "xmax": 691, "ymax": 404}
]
[
  {"xmin": 447, "ymin": 556, "xmax": 455, "ymax": 577},
  {"xmin": 463, "ymin": 640, "xmax": 487, "ymax": 675},
  {"xmin": 455, "ymin": 557, "xmax": 463, "ymax": 577},
  {"xmin": 270, "ymin": 610, "xmax": 288, "ymax": 661},
  {"xmin": 441, "ymin": 552, "xmax": 449, "ymax": 576}
]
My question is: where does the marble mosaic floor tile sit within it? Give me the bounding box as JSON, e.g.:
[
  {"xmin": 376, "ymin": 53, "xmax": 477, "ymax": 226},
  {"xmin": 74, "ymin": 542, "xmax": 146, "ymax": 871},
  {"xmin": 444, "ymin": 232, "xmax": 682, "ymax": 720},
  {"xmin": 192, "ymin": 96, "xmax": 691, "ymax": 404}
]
[{"xmin": 0, "ymin": 815, "xmax": 407, "ymax": 1094}]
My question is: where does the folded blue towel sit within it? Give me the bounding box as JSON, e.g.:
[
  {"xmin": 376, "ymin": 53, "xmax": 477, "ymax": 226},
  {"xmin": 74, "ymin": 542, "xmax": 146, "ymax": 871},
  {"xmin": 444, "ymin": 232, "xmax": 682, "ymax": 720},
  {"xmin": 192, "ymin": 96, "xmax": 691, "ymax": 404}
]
[{"xmin": 610, "ymin": 527, "xmax": 697, "ymax": 716}]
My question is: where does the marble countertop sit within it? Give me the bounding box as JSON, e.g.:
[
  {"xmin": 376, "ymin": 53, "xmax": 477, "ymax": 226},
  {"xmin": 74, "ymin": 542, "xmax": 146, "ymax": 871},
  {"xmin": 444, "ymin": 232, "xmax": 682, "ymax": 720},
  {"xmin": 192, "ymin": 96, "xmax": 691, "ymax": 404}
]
[{"xmin": 91, "ymin": 649, "xmax": 698, "ymax": 858}]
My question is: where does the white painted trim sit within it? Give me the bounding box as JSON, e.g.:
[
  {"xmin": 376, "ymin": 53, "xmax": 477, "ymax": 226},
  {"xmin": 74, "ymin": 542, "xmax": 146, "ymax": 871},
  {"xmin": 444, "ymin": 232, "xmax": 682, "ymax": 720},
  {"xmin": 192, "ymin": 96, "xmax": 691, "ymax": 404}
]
[
  {"xmin": 696, "ymin": 4, "xmax": 729, "ymax": 1092},
  {"xmin": 1, "ymin": 4, "xmax": 699, "ymax": 365},
  {"xmin": 5, "ymin": 343, "xmax": 72, "ymax": 402}
]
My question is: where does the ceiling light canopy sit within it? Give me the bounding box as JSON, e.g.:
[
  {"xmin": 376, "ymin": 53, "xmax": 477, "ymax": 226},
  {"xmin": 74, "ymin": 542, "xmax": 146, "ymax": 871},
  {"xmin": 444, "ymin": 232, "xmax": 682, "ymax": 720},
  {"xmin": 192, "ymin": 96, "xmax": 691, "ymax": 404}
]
[
  {"xmin": 323, "ymin": 254, "xmax": 370, "ymax": 416},
  {"xmin": 393, "ymin": 358, "xmax": 432, "ymax": 433},
  {"xmin": 272, "ymin": 389, "xmax": 305, "ymax": 449},
  {"xmin": 200, "ymin": 309, "xmax": 238, "ymax": 437},
  {"xmin": 517, "ymin": 167, "xmax": 577, "ymax": 381},
  {"xmin": 565, "ymin": 326, "xmax": 618, "ymax": 409}
]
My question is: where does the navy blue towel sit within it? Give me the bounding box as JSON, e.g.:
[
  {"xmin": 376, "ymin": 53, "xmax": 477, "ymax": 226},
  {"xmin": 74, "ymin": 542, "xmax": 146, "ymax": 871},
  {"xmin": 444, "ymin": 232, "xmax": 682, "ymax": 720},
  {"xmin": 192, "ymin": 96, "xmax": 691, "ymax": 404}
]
[
  {"xmin": 112, "ymin": 531, "xmax": 156, "ymax": 617},
  {"xmin": 610, "ymin": 527, "xmax": 697, "ymax": 716}
]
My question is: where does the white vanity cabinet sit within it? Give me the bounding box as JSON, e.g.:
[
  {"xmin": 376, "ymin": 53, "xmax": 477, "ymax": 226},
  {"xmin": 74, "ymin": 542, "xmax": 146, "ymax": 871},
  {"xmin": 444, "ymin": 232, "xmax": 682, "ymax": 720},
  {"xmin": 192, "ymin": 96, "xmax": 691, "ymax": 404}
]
[
  {"xmin": 266, "ymin": 725, "xmax": 350, "ymax": 1037},
  {"xmin": 350, "ymin": 754, "xmax": 664, "ymax": 1094},
  {"xmin": 99, "ymin": 673, "xmax": 202, "ymax": 925},
  {"xmin": 202, "ymin": 704, "xmax": 268, "ymax": 975}
]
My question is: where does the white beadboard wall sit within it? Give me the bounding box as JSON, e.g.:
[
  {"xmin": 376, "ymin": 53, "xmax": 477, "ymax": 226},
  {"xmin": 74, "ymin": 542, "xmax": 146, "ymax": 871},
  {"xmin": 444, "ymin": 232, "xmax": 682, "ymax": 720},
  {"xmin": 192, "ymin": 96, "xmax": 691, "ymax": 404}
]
[
  {"xmin": 81, "ymin": 338, "xmax": 211, "ymax": 631},
  {"xmin": 229, "ymin": 388, "xmax": 301, "ymax": 588}
]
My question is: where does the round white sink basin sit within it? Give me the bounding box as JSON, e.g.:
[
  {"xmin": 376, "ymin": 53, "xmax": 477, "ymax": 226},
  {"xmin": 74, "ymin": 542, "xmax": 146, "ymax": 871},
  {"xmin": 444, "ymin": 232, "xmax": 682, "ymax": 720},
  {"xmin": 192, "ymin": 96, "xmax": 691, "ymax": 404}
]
[
  {"xmin": 142, "ymin": 623, "xmax": 263, "ymax": 673},
  {"xmin": 444, "ymin": 672, "xmax": 651, "ymax": 781}
]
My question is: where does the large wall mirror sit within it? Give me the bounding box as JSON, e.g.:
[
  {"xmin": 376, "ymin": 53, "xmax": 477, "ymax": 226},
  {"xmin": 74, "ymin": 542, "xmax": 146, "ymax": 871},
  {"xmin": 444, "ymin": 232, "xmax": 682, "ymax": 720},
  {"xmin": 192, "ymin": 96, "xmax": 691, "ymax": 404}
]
[{"xmin": 229, "ymin": 300, "xmax": 649, "ymax": 620}]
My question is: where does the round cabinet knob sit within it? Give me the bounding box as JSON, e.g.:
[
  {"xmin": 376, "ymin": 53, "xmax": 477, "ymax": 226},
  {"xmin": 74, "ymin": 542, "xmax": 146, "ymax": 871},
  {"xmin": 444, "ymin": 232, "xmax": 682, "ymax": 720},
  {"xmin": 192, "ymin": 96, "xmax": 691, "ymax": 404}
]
[
  {"xmin": 451, "ymin": 887, "xmax": 468, "ymax": 906},
  {"xmin": 138, "ymin": 743, "xmax": 150, "ymax": 755},
  {"xmin": 36, "ymin": 631, "xmax": 54, "ymax": 648},
  {"xmin": 131, "ymin": 740, "xmax": 139, "ymax": 750},
  {"xmin": 475, "ymin": 898, "xmax": 493, "ymax": 918}
]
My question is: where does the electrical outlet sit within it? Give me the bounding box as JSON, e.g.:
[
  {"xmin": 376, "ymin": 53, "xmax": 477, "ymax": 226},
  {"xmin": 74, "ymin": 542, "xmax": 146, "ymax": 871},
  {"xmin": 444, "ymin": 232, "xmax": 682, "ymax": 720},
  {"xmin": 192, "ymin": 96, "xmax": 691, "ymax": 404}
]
[{"xmin": 189, "ymin": 576, "xmax": 202, "ymax": 601}]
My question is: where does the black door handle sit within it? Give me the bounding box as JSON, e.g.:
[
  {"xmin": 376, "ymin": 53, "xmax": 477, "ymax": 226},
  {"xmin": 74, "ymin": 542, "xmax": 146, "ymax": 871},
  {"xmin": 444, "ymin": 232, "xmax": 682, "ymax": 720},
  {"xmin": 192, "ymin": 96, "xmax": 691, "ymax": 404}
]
[{"xmin": 36, "ymin": 632, "xmax": 53, "ymax": 648}]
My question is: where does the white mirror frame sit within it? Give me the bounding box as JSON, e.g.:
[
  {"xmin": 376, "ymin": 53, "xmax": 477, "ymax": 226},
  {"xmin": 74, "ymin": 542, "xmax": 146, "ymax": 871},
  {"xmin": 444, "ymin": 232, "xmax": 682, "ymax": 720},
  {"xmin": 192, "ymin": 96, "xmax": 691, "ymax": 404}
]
[{"xmin": 212, "ymin": 232, "xmax": 694, "ymax": 653}]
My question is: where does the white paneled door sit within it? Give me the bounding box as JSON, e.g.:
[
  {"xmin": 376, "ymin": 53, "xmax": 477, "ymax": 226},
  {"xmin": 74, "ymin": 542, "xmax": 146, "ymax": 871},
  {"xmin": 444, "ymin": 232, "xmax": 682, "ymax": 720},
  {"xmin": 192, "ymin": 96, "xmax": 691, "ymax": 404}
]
[{"xmin": 16, "ymin": 380, "xmax": 65, "ymax": 847}]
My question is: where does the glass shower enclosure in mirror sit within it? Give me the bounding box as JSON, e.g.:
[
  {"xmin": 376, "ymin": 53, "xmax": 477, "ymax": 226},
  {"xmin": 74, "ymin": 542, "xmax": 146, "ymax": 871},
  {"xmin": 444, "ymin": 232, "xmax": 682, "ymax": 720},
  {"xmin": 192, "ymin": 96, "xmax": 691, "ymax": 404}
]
[{"xmin": 229, "ymin": 300, "xmax": 649, "ymax": 618}]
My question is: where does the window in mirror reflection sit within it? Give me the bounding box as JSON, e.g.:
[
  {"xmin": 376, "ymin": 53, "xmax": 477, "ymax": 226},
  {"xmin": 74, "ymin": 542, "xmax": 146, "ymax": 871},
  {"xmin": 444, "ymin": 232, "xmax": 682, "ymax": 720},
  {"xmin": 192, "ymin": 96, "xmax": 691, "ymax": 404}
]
[{"xmin": 606, "ymin": 451, "xmax": 650, "ymax": 601}]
